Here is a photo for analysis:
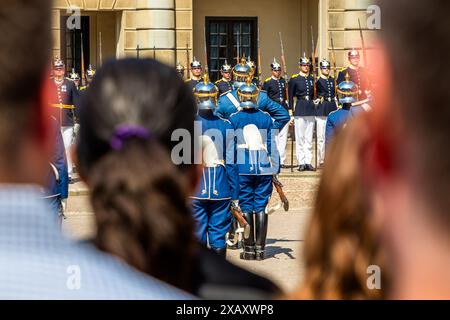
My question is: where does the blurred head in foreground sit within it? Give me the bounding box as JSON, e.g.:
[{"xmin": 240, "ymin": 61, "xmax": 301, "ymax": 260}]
[
  {"xmin": 363, "ymin": 0, "xmax": 450, "ymax": 299},
  {"xmin": 76, "ymin": 58, "xmax": 199, "ymax": 292},
  {"xmin": 292, "ymin": 114, "xmax": 389, "ymax": 300},
  {"xmin": 0, "ymin": 1, "xmax": 53, "ymax": 185}
]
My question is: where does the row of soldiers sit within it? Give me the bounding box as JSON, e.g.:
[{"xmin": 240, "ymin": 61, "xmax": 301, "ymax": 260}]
[
  {"xmin": 178, "ymin": 50, "xmax": 372, "ymax": 172},
  {"xmin": 183, "ymin": 50, "xmax": 371, "ymax": 260}
]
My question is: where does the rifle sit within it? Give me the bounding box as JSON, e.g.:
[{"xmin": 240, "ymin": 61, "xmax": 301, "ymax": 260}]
[
  {"xmin": 279, "ymin": 32, "xmax": 294, "ymax": 172},
  {"xmin": 153, "ymin": 45, "xmax": 156, "ymax": 60},
  {"xmin": 80, "ymin": 33, "xmax": 86, "ymax": 87},
  {"xmin": 230, "ymin": 202, "xmax": 251, "ymax": 240},
  {"xmin": 99, "ymin": 32, "xmax": 103, "ymax": 66},
  {"xmin": 310, "ymin": 26, "xmax": 317, "ymax": 97},
  {"xmin": 186, "ymin": 43, "xmax": 190, "ymax": 79},
  {"xmin": 236, "ymin": 27, "xmax": 240, "ymax": 64},
  {"xmin": 358, "ymin": 19, "xmax": 368, "ymax": 68},
  {"xmin": 311, "ymin": 26, "xmax": 318, "ymax": 170},
  {"xmin": 257, "ymin": 28, "xmax": 262, "ymax": 86},
  {"xmin": 273, "ymin": 176, "xmax": 289, "ymax": 212},
  {"xmin": 203, "ymin": 26, "xmax": 209, "ymax": 77},
  {"xmin": 330, "ymin": 32, "xmax": 338, "ymax": 92}
]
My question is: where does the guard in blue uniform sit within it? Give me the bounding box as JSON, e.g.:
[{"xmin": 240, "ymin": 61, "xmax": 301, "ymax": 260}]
[
  {"xmin": 316, "ymin": 59, "xmax": 338, "ymax": 165},
  {"xmin": 229, "ymin": 79, "xmax": 279, "ymax": 261},
  {"xmin": 42, "ymin": 116, "xmax": 69, "ymax": 224},
  {"xmin": 50, "ymin": 57, "xmax": 79, "ymax": 180},
  {"xmin": 263, "ymin": 58, "xmax": 290, "ymax": 168},
  {"xmin": 185, "ymin": 58, "xmax": 203, "ymax": 91},
  {"xmin": 289, "ymin": 55, "xmax": 316, "ymax": 171},
  {"xmin": 337, "ymin": 50, "xmax": 371, "ymax": 100},
  {"xmin": 215, "ymin": 61, "xmax": 233, "ymax": 95},
  {"xmin": 325, "ymin": 73, "xmax": 358, "ymax": 146},
  {"xmin": 216, "ymin": 57, "xmax": 289, "ymax": 131},
  {"xmin": 190, "ymin": 75, "xmax": 240, "ymax": 257}
]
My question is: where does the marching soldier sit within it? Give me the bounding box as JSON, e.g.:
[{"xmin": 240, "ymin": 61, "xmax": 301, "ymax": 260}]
[
  {"xmin": 229, "ymin": 79, "xmax": 279, "ymax": 261},
  {"xmin": 315, "ymin": 59, "xmax": 338, "ymax": 166},
  {"xmin": 49, "ymin": 57, "xmax": 79, "ymax": 181},
  {"xmin": 216, "ymin": 57, "xmax": 289, "ymax": 130},
  {"xmin": 215, "ymin": 60, "xmax": 233, "ymax": 95},
  {"xmin": 175, "ymin": 62, "xmax": 185, "ymax": 79},
  {"xmin": 288, "ymin": 55, "xmax": 316, "ymax": 172},
  {"xmin": 190, "ymin": 74, "xmax": 240, "ymax": 257},
  {"xmin": 185, "ymin": 58, "xmax": 202, "ymax": 91},
  {"xmin": 80, "ymin": 64, "xmax": 96, "ymax": 91},
  {"xmin": 263, "ymin": 58, "xmax": 290, "ymax": 168},
  {"xmin": 337, "ymin": 50, "xmax": 371, "ymax": 100},
  {"xmin": 325, "ymin": 73, "xmax": 357, "ymax": 146},
  {"xmin": 69, "ymin": 69, "xmax": 81, "ymax": 90}
]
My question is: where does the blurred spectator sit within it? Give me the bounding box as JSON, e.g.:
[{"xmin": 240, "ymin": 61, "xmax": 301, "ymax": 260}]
[
  {"xmin": 41, "ymin": 116, "xmax": 69, "ymax": 224},
  {"xmin": 76, "ymin": 58, "xmax": 280, "ymax": 299},
  {"xmin": 290, "ymin": 115, "xmax": 389, "ymax": 299},
  {"xmin": 362, "ymin": 0, "xmax": 450, "ymax": 299},
  {"xmin": 0, "ymin": 0, "xmax": 189, "ymax": 299}
]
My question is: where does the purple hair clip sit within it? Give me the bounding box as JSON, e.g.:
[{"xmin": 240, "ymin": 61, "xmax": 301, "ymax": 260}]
[{"xmin": 110, "ymin": 125, "xmax": 151, "ymax": 150}]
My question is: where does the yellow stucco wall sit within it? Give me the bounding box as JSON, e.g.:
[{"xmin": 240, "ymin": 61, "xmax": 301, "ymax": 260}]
[{"xmin": 193, "ymin": 0, "xmax": 319, "ymax": 80}]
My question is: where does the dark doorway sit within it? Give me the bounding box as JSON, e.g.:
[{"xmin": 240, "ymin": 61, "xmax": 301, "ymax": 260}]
[
  {"xmin": 61, "ymin": 16, "xmax": 90, "ymax": 78},
  {"xmin": 205, "ymin": 17, "xmax": 257, "ymax": 82}
]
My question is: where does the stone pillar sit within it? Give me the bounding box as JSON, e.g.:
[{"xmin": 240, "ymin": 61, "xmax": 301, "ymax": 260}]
[
  {"xmin": 175, "ymin": 0, "xmax": 193, "ymax": 70},
  {"xmin": 124, "ymin": 0, "xmax": 176, "ymax": 65},
  {"xmin": 327, "ymin": 0, "xmax": 378, "ymax": 68}
]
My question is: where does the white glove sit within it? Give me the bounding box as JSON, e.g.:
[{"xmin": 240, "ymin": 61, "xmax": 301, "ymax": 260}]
[
  {"xmin": 61, "ymin": 199, "xmax": 67, "ymax": 213},
  {"xmin": 313, "ymin": 98, "xmax": 321, "ymax": 105},
  {"xmin": 232, "ymin": 200, "xmax": 239, "ymax": 207}
]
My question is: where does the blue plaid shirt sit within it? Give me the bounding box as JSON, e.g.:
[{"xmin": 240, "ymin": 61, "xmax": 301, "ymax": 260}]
[{"xmin": 0, "ymin": 186, "xmax": 192, "ymax": 300}]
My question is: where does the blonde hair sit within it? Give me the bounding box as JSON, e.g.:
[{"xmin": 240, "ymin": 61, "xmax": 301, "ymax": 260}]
[{"xmin": 291, "ymin": 114, "xmax": 389, "ymax": 299}]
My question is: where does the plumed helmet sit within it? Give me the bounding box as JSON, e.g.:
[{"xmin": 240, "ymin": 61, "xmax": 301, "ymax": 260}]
[
  {"xmin": 221, "ymin": 60, "xmax": 232, "ymax": 73},
  {"xmin": 237, "ymin": 77, "xmax": 259, "ymax": 109},
  {"xmin": 193, "ymin": 74, "xmax": 219, "ymax": 110},
  {"xmin": 232, "ymin": 57, "xmax": 252, "ymax": 89},
  {"xmin": 320, "ymin": 59, "xmax": 331, "ymax": 69},
  {"xmin": 86, "ymin": 64, "xmax": 96, "ymax": 77},
  {"xmin": 176, "ymin": 62, "xmax": 185, "ymax": 73},
  {"xmin": 337, "ymin": 73, "xmax": 358, "ymax": 105},
  {"xmin": 190, "ymin": 57, "xmax": 202, "ymax": 69},
  {"xmin": 53, "ymin": 57, "xmax": 65, "ymax": 70},
  {"xmin": 299, "ymin": 54, "xmax": 311, "ymax": 66},
  {"xmin": 69, "ymin": 68, "xmax": 80, "ymax": 81},
  {"xmin": 348, "ymin": 49, "xmax": 360, "ymax": 59},
  {"xmin": 271, "ymin": 58, "xmax": 281, "ymax": 71}
]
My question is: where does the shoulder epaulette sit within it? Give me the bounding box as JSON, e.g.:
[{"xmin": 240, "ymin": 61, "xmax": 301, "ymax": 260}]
[
  {"xmin": 184, "ymin": 79, "xmax": 191, "ymax": 83},
  {"xmin": 215, "ymin": 79, "xmax": 221, "ymax": 84},
  {"xmin": 79, "ymin": 86, "xmax": 87, "ymax": 91},
  {"xmin": 291, "ymin": 74, "xmax": 299, "ymax": 79},
  {"xmin": 264, "ymin": 77, "xmax": 271, "ymax": 82}
]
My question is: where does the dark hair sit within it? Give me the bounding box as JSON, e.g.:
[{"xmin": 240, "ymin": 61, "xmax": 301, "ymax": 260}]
[
  {"xmin": 378, "ymin": 0, "xmax": 450, "ymax": 230},
  {"xmin": 0, "ymin": 1, "xmax": 51, "ymax": 161},
  {"xmin": 76, "ymin": 59, "xmax": 198, "ymax": 291}
]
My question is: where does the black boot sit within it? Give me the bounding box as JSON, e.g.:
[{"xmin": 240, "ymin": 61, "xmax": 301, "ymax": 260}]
[
  {"xmin": 213, "ymin": 247, "xmax": 227, "ymax": 258},
  {"xmin": 240, "ymin": 212, "xmax": 256, "ymax": 260},
  {"xmin": 255, "ymin": 212, "xmax": 268, "ymax": 261}
]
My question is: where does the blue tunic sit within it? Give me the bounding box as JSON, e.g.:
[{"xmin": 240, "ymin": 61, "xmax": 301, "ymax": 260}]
[{"xmin": 215, "ymin": 89, "xmax": 289, "ymax": 131}]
